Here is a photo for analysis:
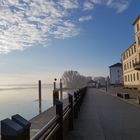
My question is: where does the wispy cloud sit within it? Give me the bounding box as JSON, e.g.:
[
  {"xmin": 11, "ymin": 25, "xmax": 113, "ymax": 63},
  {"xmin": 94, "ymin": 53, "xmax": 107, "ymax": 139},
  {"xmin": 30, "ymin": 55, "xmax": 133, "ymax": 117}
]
[
  {"xmin": 106, "ymin": 0, "xmax": 130, "ymax": 13},
  {"xmin": 83, "ymin": 0, "xmax": 130, "ymax": 12},
  {"xmin": 0, "ymin": 0, "xmax": 80, "ymax": 54},
  {"xmin": 0, "ymin": 0, "xmax": 131, "ymax": 54},
  {"xmin": 79, "ymin": 16, "xmax": 93, "ymax": 22},
  {"xmin": 51, "ymin": 21, "xmax": 80, "ymax": 39},
  {"xmin": 59, "ymin": 0, "xmax": 79, "ymax": 9},
  {"xmin": 90, "ymin": 0, "xmax": 102, "ymax": 4},
  {"xmin": 83, "ymin": 1, "xmax": 94, "ymax": 11}
]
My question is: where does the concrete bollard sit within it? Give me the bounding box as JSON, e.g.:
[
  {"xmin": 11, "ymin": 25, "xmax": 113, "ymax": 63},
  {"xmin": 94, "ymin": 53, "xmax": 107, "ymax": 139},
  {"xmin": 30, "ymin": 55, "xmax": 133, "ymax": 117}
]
[
  {"xmin": 12, "ymin": 114, "xmax": 31, "ymax": 140},
  {"xmin": 56, "ymin": 100, "xmax": 63, "ymax": 140},
  {"xmin": 1, "ymin": 118, "xmax": 24, "ymax": 140}
]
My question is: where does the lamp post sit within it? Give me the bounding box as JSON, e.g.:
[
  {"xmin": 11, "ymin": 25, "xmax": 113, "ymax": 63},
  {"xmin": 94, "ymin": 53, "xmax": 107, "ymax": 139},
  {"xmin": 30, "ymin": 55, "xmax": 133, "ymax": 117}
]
[
  {"xmin": 60, "ymin": 79, "xmax": 63, "ymax": 100},
  {"xmin": 54, "ymin": 78, "xmax": 57, "ymax": 91}
]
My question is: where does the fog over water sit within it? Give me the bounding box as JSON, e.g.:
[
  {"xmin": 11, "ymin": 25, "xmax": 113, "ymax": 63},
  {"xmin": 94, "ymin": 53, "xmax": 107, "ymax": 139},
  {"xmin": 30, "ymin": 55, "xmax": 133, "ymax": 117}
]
[{"xmin": 0, "ymin": 84, "xmax": 68, "ymax": 121}]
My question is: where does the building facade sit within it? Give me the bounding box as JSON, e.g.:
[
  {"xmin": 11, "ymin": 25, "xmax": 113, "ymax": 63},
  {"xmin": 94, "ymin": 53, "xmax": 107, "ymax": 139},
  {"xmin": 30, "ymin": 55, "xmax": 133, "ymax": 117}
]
[
  {"xmin": 109, "ymin": 63, "xmax": 123, "ymax": 85},
  {"xmin": 122, "ymin": 15, "xmax": 140, "ymax": 89}
]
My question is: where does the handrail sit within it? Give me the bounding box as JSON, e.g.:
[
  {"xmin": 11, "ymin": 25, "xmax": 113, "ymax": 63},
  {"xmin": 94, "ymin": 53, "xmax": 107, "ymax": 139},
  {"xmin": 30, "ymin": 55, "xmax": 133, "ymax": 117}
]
[
  {"xmin": 31, "ymin": 115, "xmax": 59, "ymax": 140},
  {"xmin": 63, "ymin": 104, "xmax": 70, "ymax": 115},
  {"xmin": 63, "ymin": 104, "xmax": 70, "ymax": 114},
  {"xmin": 31, "ymin": 103, "xmax": 71, "ymax": 140},
  {"xmin": 1, "ymin": 87, "xmax": 87, "ymax": 140},
  {"xmin": 63, "ymin": 108, "xmax": 71, "ymax": 121},
  {"xmin": 42, "ymin": 124, "xmax": 60, "ymax": 140}
]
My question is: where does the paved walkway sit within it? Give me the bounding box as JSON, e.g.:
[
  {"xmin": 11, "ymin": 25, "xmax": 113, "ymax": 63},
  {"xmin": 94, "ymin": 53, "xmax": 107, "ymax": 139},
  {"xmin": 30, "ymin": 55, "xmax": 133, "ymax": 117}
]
[{"xmin": 67, "ymin": 88, "xmax": 140, "ymax": 140}]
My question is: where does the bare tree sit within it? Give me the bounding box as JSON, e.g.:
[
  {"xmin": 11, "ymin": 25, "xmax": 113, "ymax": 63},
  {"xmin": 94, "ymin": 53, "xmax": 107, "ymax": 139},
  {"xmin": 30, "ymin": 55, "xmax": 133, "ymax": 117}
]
[{"xmin": 62, "ymin": 70, "xmax": 91, "ymax": 88}]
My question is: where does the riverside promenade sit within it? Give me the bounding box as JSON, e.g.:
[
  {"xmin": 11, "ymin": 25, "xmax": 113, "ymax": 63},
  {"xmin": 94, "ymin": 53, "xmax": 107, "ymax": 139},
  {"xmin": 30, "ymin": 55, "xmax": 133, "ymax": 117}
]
[{"xmin": 67, "ymin": 88, "xmax": 140, "ymax": 140}]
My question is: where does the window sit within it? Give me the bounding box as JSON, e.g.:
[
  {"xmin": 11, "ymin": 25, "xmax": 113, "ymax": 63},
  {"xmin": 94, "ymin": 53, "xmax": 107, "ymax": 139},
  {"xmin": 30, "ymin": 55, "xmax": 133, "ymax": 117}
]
[
  {"xmin": 132, "ymin": 60, "xmax": 134, "ymax": 67},
  {"xmin": 134, "ymin": 45, "xmax": 136, "ymax": 52},
  {"xmin": 124, "ymin": 64, "xmax": 126, "ymax": 70},
  {"xmin": 131, "ymin": 47, "xmax": 133, "ymax": 54},
  {"xmin": 131, "ymin": 74, "xmax": 132, "ymax": 81},
  {"xmin": 139, "ymin": 53, "xmax": 140, "ymax": 62},
  {"xmin": 125, "ymin": 76, "xmax": 127, "ymax": 82},
  {"xmin": 128, "ymin": 75, "xmax": 130, "ymax": 81},
  {"xmin": 138, "ymin": 36, "xmax": 140, "ymax": 46},
  {"xmin": 130, "ymin": 61, "xmax": 132, "ymax": 68},
  {"xmin": 133, "ymin": 73, "xmax": 135, "ymax": 81},
  {"xmin": 135, "ymin": 58, "xmax": 137, "ymax": 63},
  {"xmin": 126, "ymin": 52, "xmax": 128, "ymax": 58},
  {"xmin": 127, "ymin": 63, "xmax": 129, "ymax": 69},
  {"xmin": 137, "ymin": 23, "xmax": 140, "ymax": 32},
  {"xmin": 123, "ymin": 54, "xmax": 126, "ymax": 60},
  {"xmin": 137, "ymin": 72, "xmax": 139, "ymax": 80},
  {"xmin": 129, "ymin": 50, "xmax": 131, "ymax": 56}
]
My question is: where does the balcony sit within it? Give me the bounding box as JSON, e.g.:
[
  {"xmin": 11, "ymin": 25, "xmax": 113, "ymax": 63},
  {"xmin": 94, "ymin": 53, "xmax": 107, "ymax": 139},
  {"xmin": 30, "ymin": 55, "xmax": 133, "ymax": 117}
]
[{"xmin": 134, "ymin": 61, "xmax": 140, "ymax": 70}]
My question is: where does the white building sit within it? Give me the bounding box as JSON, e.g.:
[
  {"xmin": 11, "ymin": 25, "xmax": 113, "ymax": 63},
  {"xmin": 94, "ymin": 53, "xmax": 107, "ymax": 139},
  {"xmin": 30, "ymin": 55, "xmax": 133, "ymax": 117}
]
[{"xmin": 109, "ymin": 63, "xmax": 123, "ymax": 85}]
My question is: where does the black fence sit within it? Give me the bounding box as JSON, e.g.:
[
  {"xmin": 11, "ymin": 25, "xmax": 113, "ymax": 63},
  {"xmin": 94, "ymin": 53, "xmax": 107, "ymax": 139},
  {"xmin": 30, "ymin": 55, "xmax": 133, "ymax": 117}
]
[{"xmin": 1, "ymin": 87, "xmax": 87, "ymax": 140}]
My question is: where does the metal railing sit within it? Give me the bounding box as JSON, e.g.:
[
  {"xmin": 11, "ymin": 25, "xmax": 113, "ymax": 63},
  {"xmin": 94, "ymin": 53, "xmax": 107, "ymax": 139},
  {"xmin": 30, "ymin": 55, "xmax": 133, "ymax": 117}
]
[
  {"xmin": 1, "ymin": 87, "xmax": 87, "ymax": 140},
  {"xmin": 31, "ymin": 116, "xmax": 59, "ymax": 140}
]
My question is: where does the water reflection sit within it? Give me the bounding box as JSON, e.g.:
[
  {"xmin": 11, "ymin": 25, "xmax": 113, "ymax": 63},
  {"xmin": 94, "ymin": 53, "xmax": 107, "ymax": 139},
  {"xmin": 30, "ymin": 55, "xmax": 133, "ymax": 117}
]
[
  {"xmin": 0, "ymin": 84, "xmax": 71, "ymax": 121},
  {"xmin": 0, "ymin": 84, "xmax": 53, "ymax": 120}
]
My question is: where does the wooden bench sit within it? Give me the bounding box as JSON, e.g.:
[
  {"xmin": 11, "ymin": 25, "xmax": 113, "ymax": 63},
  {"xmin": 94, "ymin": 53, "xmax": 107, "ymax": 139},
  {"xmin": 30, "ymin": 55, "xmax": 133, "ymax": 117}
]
[{"xmin": 117, "ymin": 92, "xmax": 130, "ymax": 99}]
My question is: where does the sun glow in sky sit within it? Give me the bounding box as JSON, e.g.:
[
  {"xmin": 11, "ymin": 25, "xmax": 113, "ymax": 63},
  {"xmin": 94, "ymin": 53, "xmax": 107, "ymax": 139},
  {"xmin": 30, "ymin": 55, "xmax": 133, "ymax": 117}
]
[{"xmin": 0, "ymin": 0, "xmax": 140, "ymax": 84}]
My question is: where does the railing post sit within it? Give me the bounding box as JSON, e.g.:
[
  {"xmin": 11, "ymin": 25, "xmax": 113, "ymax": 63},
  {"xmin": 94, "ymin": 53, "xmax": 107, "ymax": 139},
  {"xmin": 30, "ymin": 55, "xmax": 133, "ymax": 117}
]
[
  {"xmin": 56, "ymin": 100, "xmax": 63, "ymax": 140},
  {"xmin": 79, "ymin": 90, "xmax": 82, "ymax": 107},
  {"xmin": 12, "ymin": 114, "xmax": 31, "ymax": 140},
  {"xmin": 68, "ymin": 94, "xmax": 74, "ymax": 130},
  {"xmin": 77, "ymin": 91, "xmax": 80, "ymax": 112},
  {"xmin": 38, "ymin": 80, "xmax": 42, "ymax": 113},
  {"xmin": 1, "ymin": 118, "xmax": 24, "ymax": 140},
  {"xmin": 74, "ymin": 92, "xmax": 78, "ymax": 118},
  {"xmin": 53, "ymin": 90, "xmax": 59, "ymax": 105}
]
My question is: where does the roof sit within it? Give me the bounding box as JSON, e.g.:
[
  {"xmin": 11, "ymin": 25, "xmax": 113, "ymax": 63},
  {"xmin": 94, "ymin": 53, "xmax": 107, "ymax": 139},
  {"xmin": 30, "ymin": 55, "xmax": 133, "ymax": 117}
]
[
  {"xmin": 132, "ymin": 14, "xmax": 140, "ymax": 25},
  {"xmin": 121, "ymin": 42, "xmax": 136, "ymax": 55},
  {"xmin": 109, "ymin": 63, "xmax": 122, "ymax": 68}
]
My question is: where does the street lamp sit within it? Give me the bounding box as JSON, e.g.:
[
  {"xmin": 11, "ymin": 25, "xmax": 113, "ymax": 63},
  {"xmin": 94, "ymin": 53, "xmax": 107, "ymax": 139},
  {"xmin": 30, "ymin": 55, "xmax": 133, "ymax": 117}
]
[
  {"xmin": 60, "ymin": 79, "xmax": 63, "ymax": 100},
  {"xmin": 54, "ymin": 78, "xmax": 57, "ymax": 90}
]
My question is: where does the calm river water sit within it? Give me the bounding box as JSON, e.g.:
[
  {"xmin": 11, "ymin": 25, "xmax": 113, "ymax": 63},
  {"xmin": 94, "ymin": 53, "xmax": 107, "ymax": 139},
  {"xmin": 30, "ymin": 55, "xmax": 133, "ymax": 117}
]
[{"xmin": 0, "ymin": 84, "xmax": 68, "ymax": 121}]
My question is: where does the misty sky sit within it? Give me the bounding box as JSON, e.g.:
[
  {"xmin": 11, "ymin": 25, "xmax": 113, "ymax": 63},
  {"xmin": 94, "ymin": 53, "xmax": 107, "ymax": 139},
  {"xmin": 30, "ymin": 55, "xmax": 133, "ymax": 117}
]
[{"xmin": 0, "ymin": 0, "xmax": 140, "ymax": 84}]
